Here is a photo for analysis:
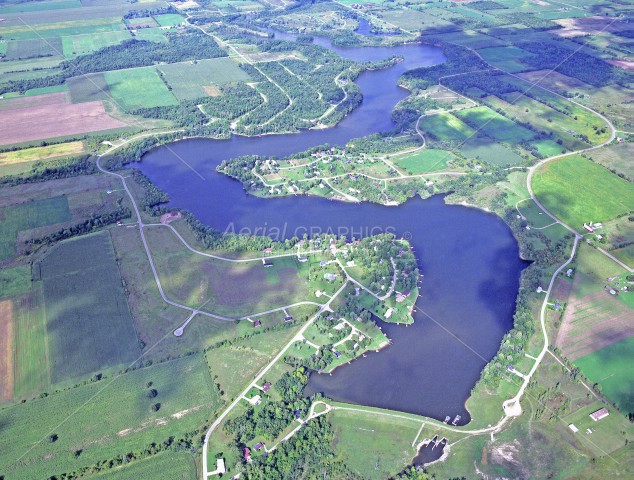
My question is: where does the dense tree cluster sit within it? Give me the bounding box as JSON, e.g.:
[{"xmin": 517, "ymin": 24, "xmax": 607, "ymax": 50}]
[
  {"xmin": 243, "ymin": 417, "xmax": 358, "ymax": 479},
  {"xmin": 0, "ymin": 155, "xmax": 96, "ymax": 186},
  {"xmin": 225, "ymin": 368, "xmax": 311, "ymax": 444},
  {"xmin": 518, "ymin": 41, "xmax": 621, "ymax": 87},
  {"xmin": 29, "ymin": 208, "xmax": 131, "ymax": 247}
]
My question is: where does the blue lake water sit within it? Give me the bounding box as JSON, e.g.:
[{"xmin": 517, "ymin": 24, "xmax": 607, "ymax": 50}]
[{"xmin": 135, "ymin": 33, "xmax": 527, "ymax": 424}]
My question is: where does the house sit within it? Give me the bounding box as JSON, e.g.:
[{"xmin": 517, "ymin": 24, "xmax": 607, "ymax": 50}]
[
  {"xmin": 583, "ymin": 223, "xmax": 595, "ymax": 233},
  {"xmin": 589, "ymin": 408, "xmax": 609, "ymax": 422},
  {"xmin": 284, "ymin": 316, "xmax": 293, "ymax": 322},
  {"xmin": 566, "ymin": 268, "xmax": 573, "ymax": 277},
  {"xmin": 320, "ymin": 260, "xmax": 329, "ymax": 267},
  {"xmin": 243, "ymin": 447, "xmax": 251, "ymax": 461},
  {"xmin": 568, "ymin": 424, "xmax": 579, "ymax": 433},
  {"xmin": 324, "ymin": 273, "xmax": 338, "ymax": 281},
  {"xmin": 254, "ymin": 320, "xmax": 262, "ymax": 327},
  {"xmin": 247, "ymin": 394, "xmax": 261, "ymax": 405},
  {"xmin": 333, "ymin": 350, "xmax": 341, "ymax": 358},
  {"xmin": 254, "ymin": 442, "xmax": 265, "ymax": 451},
  {"xmin": 262, "ymin": 381, "xmax": 271, "ymax": 393},
  {"xmin": 298, "ymin": 256, "xmax": 308, "ymax": 262},
  {"xmin": 264, "ymin": 247, "xmax": 273, "ymax": 254},
  {"xmin": 295, "ymin": 409, "xmax": 302, "ymax": 420}
]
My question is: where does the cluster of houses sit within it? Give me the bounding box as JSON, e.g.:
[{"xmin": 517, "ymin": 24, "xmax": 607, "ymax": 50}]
[{"xmin": 582, "ymin": 221, "xmax": 605, "ymax": 241}]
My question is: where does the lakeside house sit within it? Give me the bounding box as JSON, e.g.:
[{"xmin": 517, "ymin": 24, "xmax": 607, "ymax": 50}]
[
  {"xmin": 264, "ymin": 247, "xmax": 273, "ymax": 254},
  {"xmin": 589, "ymin": 408, "xmax": 609, "ymax": 422}
]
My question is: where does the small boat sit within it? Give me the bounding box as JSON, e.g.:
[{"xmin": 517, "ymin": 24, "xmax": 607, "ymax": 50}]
[
  {"xmin": 452, "ymin": 415, "xmax": 461, "ymax": 425},
  {"xmin": 443, "ymin": 416, "xmax": 451, "ymax": 424}
]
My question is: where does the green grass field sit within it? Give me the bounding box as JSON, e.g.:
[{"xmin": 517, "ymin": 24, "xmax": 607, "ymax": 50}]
[
  {"xmin": 104, "ymin": 67, "xmax": 178, "ymax": 110},
  {"xmin": 145, "ymin": 226, "xmax": 314, "ymax": 317},
  {"xmin": 67, "ymin": 72, "xmax": 110, "ymax": 103},
  {"xmin": 454, "ymin": 105, "xmax": 536, "ymax": 142},
  {"xmin": 93, "ymin": 451, "xmax": 196, "ymax": 480},
  {"xmin": 158, "ymin": 58, "xmax": 250, "ymax": 101},
  {"xmin": 330, "ymin": 408, "xmax": 423, "ymax": 480},
  {"xmin": 0, "ymin": 196, "xmax": 72, "ymax": 261},
  {"xmin": 532, "ymin": 155, "xmax": 634, "ymax": 230},
  {"xmin": 419, "ymin": 112, "xmax": 476, "ymax": 142},
  {"xmin": 0, "ymin": 0, "xmax": 81, "ymax": 14},
  {"xmin": 477, "ymin": 45, "xmax": 535, "ymax": 73},
  {"xmin": 0, "ymin": 265, "xmax": 31, "ymax": 298},
  {"xmin": 13, "ymin": 287, "xmax": 49, "ymax": 399},
  {"xmin": 5, "ymin": 37, "xmax": 63, "ymax": 60},
  {"xmin": 205, "ymin": 324, "xmax": 301, "ymax": 402},
  {"xmin": 575, "ymin": 337, "xmax": 634, "ymax": 413},
  {"xmin": 391, "ymin": 148, "xmax": 456, "ymax": 174},
  {"xmin": 0, "ymin": 354, "xmax": 219, "ymax": 480},
  {"xmin": 36, "ymin": 231, "xmax": 140, "ymax": 385},
  {"xmin": 531, "ymin": 138, "xmax": 566, "ymax": 157},
  {"xmin": 61, "ymin": 30, "xmax": 131, "ymax": 58},
  {"xmin": 154, "ymin": 14, "xmax": 185, "ymax": 27},
  {"xmin": 0, "ymin": 18, "xmax": 125, "ymax": 40},
  {"xmin": 460, "ymin": 136, "xmax": 525, "ymax": 166}
]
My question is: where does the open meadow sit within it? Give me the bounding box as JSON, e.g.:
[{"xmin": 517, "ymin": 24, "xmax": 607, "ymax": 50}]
[
  {"xmin": 0, "ymin": 354, "xmax": 218, "ymax": 480},
  {"xmin": 532, "ymin": 155, "xmax": 634, "ymax": 231},
  {"xmin": 35, "ymin": 231, "xmax": 141, "ymax": 385}
]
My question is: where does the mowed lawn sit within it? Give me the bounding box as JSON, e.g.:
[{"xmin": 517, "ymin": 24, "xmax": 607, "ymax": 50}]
[
  {"xmin": 454, "ymin": 105, "xmax": 536, "ymax": 142},
  {"xmin": 104, "ymin": 67, "xmax": 178, "ymax": 110},
  {"xmin": 575, "ymin": 337, "xmax": 634, "ymax": 413},
  {"xmin": 36, "ymin": 231, "xmax": 141, "ymax": 385},
  {"xmin": 330, "ymin": 408, "xmax": 421, "ymax": 480},
  {"xmin": 419, "ymin": 112, "xmax": 476, "ymax": 142},
  {"xmin": 0, "ymin": 355, "xmax": 219, "ymax": 480},
  {"xmin": 392, "ymin": 148, "xmax": 456, "ymax": 174},
  {"xmin": 532, "ymin": 155, "xmax": 634, "ymax": 230},
  {"xmin": 0, "ymin": 196, "xmax": 72, "ymax": 261},
  {"xmin": 158, "ymin": 58, "xmax": 250, "ymax": 101}
]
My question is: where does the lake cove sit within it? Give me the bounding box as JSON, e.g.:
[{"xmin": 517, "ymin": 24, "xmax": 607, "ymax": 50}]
[{"xmin": 136, "ymin": 39, "xmax": 527, "ymax": 422}]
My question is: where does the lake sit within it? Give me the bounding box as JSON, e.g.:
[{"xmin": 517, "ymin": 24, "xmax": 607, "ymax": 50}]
[{"xmin": 135, "ymin": 33, "xmax": 527, "ymax": 424}]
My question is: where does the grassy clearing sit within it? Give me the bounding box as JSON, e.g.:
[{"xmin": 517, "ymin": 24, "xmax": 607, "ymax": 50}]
[
  {"xmin": 204, "ymin": 324, "xmax": 301, "ymax": 402},
  {"xmin": 0, "ymin": 354, "xmax": 218, "ymax": 480},
  {"xmin": 0, "ymin": 18, "xmax": 125, "ymax": 41},
  {"xmin": 460, "ymin": 136, "xmax": 525, "ymax": 166},
  {"xmin": 477, "ymin": 45, "xmax": 535, "ymax": 72},
  {"xmin": 93, "ymin": 451, "xmax": 196, "ymax": 479},
  {"xmin": 0, "ymin": 0, "xmax": 81, "ymax": 14},
  {"xmin": 0, "ymin": 265, "xmax": 31, "ymax": 298},
  {"xmin": 36, "ymin": 231, "xmax": 140, "ymax": 385},
  {"xmin": 5, "ymin": 37, "xmax": 63, "ymax": 61},
  {"xmin": 104, "ymin": 67, "xmax": 178, "ymax": 110},
  {"xmin": 13, "ymin": 288, "xmax": 49, "ymax": 399},
  {"xmin": 66, "ymin": 72, "xmax": 110, "ymax": 103},
  {"xmin": 391, "ymin": 148, "xmax": 456, "ymax": 174},
  {"xmin": 532, "ymin": 155, "xmax": 634, "ymax": 230},
  {"xmin": 157, "ymin": 58, "xmax": 250, "ymax": 101},
  {"xmin": 146, "ymin": 226, "xmax": 316, "ymax": 317},
  {"xmin": 153, "ymin": 14, "xmax": 185, "ymax": 27},
  {"xmin": 61, "ymin": 30, "xmax": 131, "ymax": 58},
  {"xmin": 0, "ymin": 196, "xmax": 72, "ymax": 261},
  {"xmin": 330, "ymin": 408, "xmax": 422, "ymax": 480},
  {"xmin": 589, "ymin": 142, "xmax": 633, "ymax": 181},
  {"xmin": 575, "ymin": 337, "xmax": 634, "ymax": 413},
  {"xmin": 419, "ymin": 112, "xmax": 476, "ymax": 142},
  {"xmin": 531, "ymin": 138, "xmax": 565, "ymax": 157},
  {"xmin": 454, "ymin": 105, "xmax": 536, "ymax": 142},
  {"xmin": 0, "ymin": 141, "xmax": 84, "ymax": 169}
]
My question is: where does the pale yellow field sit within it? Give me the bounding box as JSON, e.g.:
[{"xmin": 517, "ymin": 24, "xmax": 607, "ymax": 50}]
[{"xmin": 0, "ymin": 141, "xmax": 85, "ymax": 167}]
